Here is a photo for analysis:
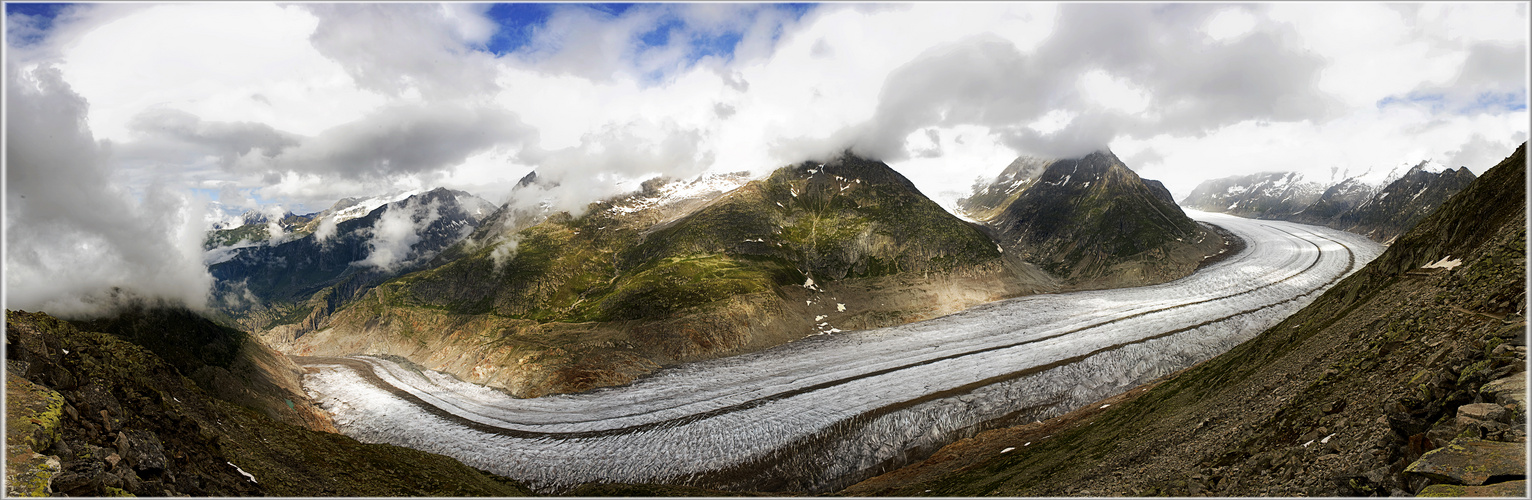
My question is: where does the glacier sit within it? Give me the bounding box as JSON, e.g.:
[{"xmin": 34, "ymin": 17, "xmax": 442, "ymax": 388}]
[{"xmin": 299, "ymin": 211, "xmax": 1383, "ymax": 494}]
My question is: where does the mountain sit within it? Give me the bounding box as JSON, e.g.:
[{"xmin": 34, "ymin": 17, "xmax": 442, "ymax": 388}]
[
  {"xmin": 1183, "ymin": 160, "xmax": 1477, "ymax": 243},
  {"xmin": 5, "ymin": 308, "xmax": 530, "ymax": 497},
  {"xmin": 841, "ymin": 142, "xmax": 1526, "ymax": 497},
  {"xmin": 1179, "ymin": 171, "xmax": 1324, "ymax": 219},
  {"xmin": 203, "ymin": 212, "xmax": 316, "ymax": 248},
  {"xmin": 206, "ymin": 187, "xmax": 493, "ymax": 333},
  {"xmin": 1287, "ymin": 177, "xmax": 1377, "ymax": 222},
  {"xmin": 1314, "ymin": 163, "xmax": 1478, "ymax": 243},
  {"xmin": 959, "ymin": 156, "xmax": 1053, "ymax": 221},
  {"xmin": 963, "ymin": 150, "xmax": 1227, "ymax": 288},
  {"xmin": 269, "ymin": 154, "xmax": 1057, "ymax": 397}
]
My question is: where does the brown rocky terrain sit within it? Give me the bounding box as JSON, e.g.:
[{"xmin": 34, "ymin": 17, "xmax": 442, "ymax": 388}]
[{"xmin": 841, "ymin": 143, "xmax": 1527, "ymax": 497}]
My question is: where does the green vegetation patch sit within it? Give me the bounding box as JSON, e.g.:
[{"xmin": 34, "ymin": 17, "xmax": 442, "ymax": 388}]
[{"xmin": 599, "ymin": 254, "xmax": 786, "ymax": 321}]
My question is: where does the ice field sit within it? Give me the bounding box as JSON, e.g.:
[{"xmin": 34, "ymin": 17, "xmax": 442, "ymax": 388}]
[{"xmin": 299, "ymin": 212, "xmax": 1383, "ymax": 493}]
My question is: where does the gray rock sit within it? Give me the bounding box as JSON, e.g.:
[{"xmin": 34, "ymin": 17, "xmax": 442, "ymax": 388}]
[{"xmin": 1457, "ymin": 402, "xmax": 1509, "ymax": 425}]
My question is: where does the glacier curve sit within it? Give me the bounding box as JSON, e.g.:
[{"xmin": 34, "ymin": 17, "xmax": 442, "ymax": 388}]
[{"xmin": 299, "ymin": 212, "xmax": 1383, "ymax": 493}]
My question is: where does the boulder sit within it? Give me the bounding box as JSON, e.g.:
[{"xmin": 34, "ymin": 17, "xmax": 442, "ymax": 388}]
[
  {"xmin": 51, "ymin": 460, "xmax": 109, "ymax": 497},
  {"xmin": 114, "ymin": 430, "xmax": 167, "ymax": 475},
  {"xmin": 6, "ymin": 375, "xmax": 66, "ymax": 452},
  {"xmin": 1480, "ymin": 372, "xmax": 1525, "ymax": 408},
  {"xmin": 1457, "ymin": 403, "xmax": 1509, "ymax": 426},
  {"xmin": 4, "ymin": 452, "xmax": 61, "ymax": 497},
  {"xmin": 1417, "ymin": 479, "xmax": 1527, "ymax": 497},
  {"xmin": 1405, "ymin": 439, "xmax": 1526, "ymax": 486}
]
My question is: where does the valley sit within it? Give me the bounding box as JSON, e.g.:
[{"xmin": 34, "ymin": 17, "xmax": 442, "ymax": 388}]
[
  {"xmin": 294, "ymin": 211, "xmax": 1381, "ymax": 493},
  {"xmin": 6, "ymin": 4, "xmax": 1524, "ymax": 498}
]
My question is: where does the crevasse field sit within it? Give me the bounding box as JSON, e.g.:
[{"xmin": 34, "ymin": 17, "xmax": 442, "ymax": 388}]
[{"xmin": 300, "ymin": 212, "xmax": 1383, "ymax": 493}]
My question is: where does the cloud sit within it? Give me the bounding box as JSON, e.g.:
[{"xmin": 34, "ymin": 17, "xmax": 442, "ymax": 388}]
[
  {"xmin": 843, "ymin": 3, "xmax": 1337, "ymax": 162},
  {"xmin": 357, "ymin": 197, "xmax": 443, "ymax": 272},
  {"xmin": 515, "ymin": 119, "xmax": 713, "ymax": 214},
  {"xmin": 303, "ymin": 3, "xmax": 501, "ymax": 100},
  {"xmin": 264, "ymin": 103, "xmax": 536, "ymax": 183},
  {"xmin": 8, "ymin": 1, "xmax": 1526, "ymax": 239},
  {"xmin": 312, "ymin": 215, "xmax": 340, "ymax": 242},
  {"xmin": 124, "ymin": 107, "xmax": 301, "ymax": 167},
  {"xmin": 4, "ymin": 63, "xmax": 213, "ymax": 317}
]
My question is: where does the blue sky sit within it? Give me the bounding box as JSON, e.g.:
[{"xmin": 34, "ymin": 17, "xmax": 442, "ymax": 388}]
[{"xmin": 481, "ymin": 3, "xmax": 815, "ymax": 72}]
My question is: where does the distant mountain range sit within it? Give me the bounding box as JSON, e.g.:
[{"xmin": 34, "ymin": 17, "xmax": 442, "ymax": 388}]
[{"xmin": 1182, "ymin": 160, "xmax": 1477, "ymax": 243}]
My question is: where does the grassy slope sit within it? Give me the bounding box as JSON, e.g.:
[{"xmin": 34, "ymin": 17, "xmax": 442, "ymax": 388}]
[
  {"xmin": 391, "ymin": 154, "xmax": 1001, "ymax": 323},
  {"xmin": 842, "ymin": 143, "xmax": 1526, "ymax": 497}
]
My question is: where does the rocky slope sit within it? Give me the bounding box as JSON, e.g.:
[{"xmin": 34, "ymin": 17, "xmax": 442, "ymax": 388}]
[
  {"xmin": 842, "ymin": 142, "xmax": 1527, "ymax": 497},
  {"xmin": 4, "ymin": 309, "xmax": 530, "ymax": 497},
  {"xmin": 269, "ymin": 154, "xmax": 1063, "ymax": 398},
  {"xmin": 962, "ymin": 149, "xmax": 1226, "ymax": 289}
]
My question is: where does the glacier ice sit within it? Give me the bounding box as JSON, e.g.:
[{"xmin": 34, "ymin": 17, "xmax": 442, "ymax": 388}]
[{"xmin": 301, "ymin": 212, "xmax": 1382, "ymax": 494}]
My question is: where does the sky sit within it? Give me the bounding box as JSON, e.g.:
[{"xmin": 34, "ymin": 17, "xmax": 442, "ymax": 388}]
[{"xmin": 4, "ymin": 1, "xmax": 1529, "ymax": 315}]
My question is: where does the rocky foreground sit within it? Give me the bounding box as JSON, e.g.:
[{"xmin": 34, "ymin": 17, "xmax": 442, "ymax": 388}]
[{"xmin": 5, "ymin": 310, "xmax": 530, "ymax": 497}]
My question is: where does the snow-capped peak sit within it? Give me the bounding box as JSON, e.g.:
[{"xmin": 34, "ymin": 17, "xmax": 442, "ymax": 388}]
[{"xmin": 328, "ymin": 190, "xmax": 423, "ymax": 224}]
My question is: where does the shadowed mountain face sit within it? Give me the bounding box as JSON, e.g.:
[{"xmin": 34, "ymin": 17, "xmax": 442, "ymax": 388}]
[
  {"xmin": 842, "ymin": 142, "xmax": 1526, "ymax": 498},
  {"xmin": 1318, "ymin": 165, "xmax": 1478, "ymax": 243},
  {"xmin": 964, "ymin": 150, "xmax": 1218, "ymax": 286}
]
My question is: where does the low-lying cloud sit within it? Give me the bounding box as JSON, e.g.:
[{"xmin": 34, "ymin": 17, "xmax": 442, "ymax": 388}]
[
  {"xmin": 357, "ymin": 196, "xmax": 444, "ymax": 272},
  {"xmin": 5, "ymin": 62, "xmax": 213, "ymax": 317}
]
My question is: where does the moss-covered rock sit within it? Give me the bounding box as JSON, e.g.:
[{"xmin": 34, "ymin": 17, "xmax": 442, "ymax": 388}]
[
  {"xmin": 1417, "ymin": 479, "xmax": 1527, "ymax": 497},
  {"xmin": 1405, "ymin": 439, "xmax": 1526, "ymax": 486},
  {"xmin": 6, "ymin": 371, "xmax": 66, "ymax": 497}
]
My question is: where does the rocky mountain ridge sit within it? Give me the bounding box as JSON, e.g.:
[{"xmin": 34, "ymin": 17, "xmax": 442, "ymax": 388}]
[
  {"xmin": 206, "ymin": 187, "xmax": 495, "ymax": 333},
  {"xmin": 1184, "ymin": 160, "xmax": 1478, "ymax": 243}
]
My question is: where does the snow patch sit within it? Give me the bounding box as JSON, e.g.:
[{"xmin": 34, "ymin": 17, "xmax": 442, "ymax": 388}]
[
  {"xmin": 228, "ymin": 462, "xmax": 257, "ymax": 483},
  {"xmin": 1422, "ymin": 256, "xmax": 1462, "ymax": 270}
]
